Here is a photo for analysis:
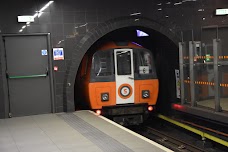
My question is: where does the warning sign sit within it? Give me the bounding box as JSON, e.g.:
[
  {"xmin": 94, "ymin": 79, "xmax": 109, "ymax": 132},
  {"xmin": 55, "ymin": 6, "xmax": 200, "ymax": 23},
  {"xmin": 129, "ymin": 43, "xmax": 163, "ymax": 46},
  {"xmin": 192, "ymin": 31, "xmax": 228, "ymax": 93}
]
[
  {"xmin": 53, "ymin": 48, "xmax": 64, "ymax": 60},
  {"xmin": 41, "ymin": 49, "xmax": 48, "ymax": 56}
]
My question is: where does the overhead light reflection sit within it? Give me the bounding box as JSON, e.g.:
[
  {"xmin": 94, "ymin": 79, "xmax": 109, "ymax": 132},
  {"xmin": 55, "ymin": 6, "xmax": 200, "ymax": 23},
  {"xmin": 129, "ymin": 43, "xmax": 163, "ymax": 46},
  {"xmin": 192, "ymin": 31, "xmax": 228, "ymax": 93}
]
[
  {"xmin": 58, "ymin": 39, "xmax": 64, "ymax": 44},
  {"xmin": 22, "ymin": 26, "xmax": 26, "ymax": 29},
  {"xmin": 19, "ymin": 29, "xmax": 23, "ymax": 32},
  {"xmin": 198, "ymin": 9, "xmax": 204, "ymax": 12},
  {"xmin": 79, "ymin": 23, "xmax": 88, "ymax": 27},
  {"xmin": 174, "ymin": 2, "xmax": 182, "ymax": 5},
  {"xmin": 130, "ymin": 12, "xmax": 141, "ymax": 16}
]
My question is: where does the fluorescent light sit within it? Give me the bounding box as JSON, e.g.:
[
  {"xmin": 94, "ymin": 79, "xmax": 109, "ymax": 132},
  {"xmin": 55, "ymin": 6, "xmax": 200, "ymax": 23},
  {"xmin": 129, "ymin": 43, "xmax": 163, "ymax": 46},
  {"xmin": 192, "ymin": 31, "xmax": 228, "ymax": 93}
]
[
  {"xmin": 33, "ymin": 13, "xmax": 38, "ymax": 18},
  {"xmin": 39, "ymin": 1, "xmax": 54, "ymax": 12},
  {"xmin": 33, "ymin": 1, "xmax": 54, "ymax": 18},
  {"xmin": 135, "ymin": 19, "xmax": 139, "ymax": 21},
  {"xmin": 158, "ymin": 8, "xmax": 162, "ymax": 11},
  {"xmin": 157, "ymin": 3, "xmax": 162, "ymax": 5},
  {"xmin": 38, "ymin": 12, "xmax": 44, "ymax": 18},
  {"xmin": 130, "ymin": 12, "xmax": 141, "ymax": 16},
  {"xmin": 18, "ymin": 1, "xmax": 54, "ymax": 33},
  {"xmin": 19, "ymin": 29, "xmax": 23, "ymax": 32},
  {"xmin": 166, "ymin": 2, "xmax": 171, "ymax": 4}
]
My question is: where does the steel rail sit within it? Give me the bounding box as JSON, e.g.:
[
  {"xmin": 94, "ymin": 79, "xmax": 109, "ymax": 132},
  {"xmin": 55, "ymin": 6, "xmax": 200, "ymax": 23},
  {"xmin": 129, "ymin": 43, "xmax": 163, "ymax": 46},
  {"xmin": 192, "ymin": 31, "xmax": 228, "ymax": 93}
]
[{"xmin": 145, "ymin": 126, "xmax": 206, "ymax": 152}]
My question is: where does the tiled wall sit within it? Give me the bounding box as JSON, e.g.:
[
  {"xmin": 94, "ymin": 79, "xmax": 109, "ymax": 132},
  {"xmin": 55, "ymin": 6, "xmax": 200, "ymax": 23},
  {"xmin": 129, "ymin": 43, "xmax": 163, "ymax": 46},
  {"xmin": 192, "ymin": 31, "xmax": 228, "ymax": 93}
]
[{"xmin": 0, "ymin": 0, "xmax": 228, "ymax": 117}]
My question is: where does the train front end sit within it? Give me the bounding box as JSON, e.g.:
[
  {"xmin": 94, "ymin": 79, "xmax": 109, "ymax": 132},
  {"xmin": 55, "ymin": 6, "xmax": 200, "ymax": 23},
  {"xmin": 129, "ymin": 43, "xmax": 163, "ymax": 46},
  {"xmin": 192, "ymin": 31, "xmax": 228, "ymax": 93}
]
[{"xmin": 88, "ymin": 42, "xmax": 159, "ymax": 125}]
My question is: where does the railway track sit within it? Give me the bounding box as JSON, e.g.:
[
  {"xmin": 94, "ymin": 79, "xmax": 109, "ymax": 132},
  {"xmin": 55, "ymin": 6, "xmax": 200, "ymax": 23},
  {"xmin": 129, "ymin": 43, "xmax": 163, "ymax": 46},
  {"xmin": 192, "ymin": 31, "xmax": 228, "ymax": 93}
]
[
  {"xmin": 143, "ymin": 126, "xmax": 207, "ymax": 152},
  {"xmin": 128, "ymin": 114, "xmax": 227, "ymax": 152}
]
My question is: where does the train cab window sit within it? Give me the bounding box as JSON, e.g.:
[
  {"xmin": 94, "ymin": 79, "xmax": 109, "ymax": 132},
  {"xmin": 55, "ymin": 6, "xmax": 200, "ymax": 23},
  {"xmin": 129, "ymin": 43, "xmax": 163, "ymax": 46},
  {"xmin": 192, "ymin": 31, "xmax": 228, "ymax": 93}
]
[
  {"xmin": 92, "ymin": 50, "xmax": 112, "ymax": 77},
  {"xmin": 116, "ymin": 51, "xmax": 131, "ymax": 75}
]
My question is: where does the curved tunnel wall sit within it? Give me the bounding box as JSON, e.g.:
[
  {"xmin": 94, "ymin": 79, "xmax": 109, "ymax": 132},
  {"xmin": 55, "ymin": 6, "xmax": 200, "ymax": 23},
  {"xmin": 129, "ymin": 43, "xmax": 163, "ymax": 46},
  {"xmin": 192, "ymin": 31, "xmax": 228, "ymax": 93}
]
[{"xmin": 64, "ymin": 16, "xmax": 180, "ymax": 111}]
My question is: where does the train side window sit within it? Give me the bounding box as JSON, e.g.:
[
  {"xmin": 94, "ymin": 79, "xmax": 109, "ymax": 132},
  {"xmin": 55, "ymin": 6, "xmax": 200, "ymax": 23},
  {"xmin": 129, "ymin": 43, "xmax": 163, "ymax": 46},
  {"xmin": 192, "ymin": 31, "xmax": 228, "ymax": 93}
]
[{"xmin": 92, "ymin": 50, "xmax": 112, "ymax": 77}]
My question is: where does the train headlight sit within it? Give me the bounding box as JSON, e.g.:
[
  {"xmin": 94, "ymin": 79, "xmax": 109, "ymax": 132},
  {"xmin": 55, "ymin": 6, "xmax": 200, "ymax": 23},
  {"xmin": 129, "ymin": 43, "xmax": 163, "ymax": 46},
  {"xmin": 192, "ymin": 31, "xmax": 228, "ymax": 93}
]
[
  {"xmin": 101, "ymin": 93, "xmax": 109, "ymax": 101},
  {"xmin": 142, "ymin": 90, "xmax": 150, "ymax": 99}
]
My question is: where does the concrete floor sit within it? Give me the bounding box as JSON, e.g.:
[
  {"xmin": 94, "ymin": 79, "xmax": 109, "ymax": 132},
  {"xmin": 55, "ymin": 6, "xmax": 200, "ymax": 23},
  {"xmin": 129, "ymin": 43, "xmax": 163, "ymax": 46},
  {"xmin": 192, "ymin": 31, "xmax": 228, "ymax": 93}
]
[{"xmin": 0, "ymin": 111, "xmax": 171, "ymax": 152}]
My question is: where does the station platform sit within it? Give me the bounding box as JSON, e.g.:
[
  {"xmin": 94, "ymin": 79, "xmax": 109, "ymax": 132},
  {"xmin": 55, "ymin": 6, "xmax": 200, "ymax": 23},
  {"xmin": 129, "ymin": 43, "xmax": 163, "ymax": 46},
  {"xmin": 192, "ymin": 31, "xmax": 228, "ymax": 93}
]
[{"xmin": 0, "ymin": 110, "xmax": 172, "ymax": 152}]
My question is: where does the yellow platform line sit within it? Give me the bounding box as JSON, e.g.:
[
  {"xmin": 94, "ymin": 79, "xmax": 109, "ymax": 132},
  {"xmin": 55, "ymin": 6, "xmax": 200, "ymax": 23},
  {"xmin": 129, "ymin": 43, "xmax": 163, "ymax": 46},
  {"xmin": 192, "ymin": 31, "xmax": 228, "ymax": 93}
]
[{"xmin": 158, "ymin": 114, "xmax": 228, "ymax": 147}]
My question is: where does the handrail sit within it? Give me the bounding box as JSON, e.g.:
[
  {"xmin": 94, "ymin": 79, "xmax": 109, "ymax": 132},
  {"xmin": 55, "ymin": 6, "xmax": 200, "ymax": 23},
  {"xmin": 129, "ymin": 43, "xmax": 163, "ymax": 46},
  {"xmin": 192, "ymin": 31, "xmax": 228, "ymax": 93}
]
[{"xmin": 8, "ymin": 74, "xmax": 47, "ymax": 79}]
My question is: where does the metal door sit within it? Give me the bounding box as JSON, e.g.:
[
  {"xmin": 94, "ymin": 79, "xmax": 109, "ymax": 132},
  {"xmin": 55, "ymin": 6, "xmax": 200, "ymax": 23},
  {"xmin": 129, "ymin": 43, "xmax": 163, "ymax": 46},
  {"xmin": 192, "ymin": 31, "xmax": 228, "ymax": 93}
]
[
  {"xmin": 114, "ymin": 49, "xmax": 134, "ymax": 104},
  {"xmin": 3, "ymin": 35, "xmax": 53, "ymax": 117}
]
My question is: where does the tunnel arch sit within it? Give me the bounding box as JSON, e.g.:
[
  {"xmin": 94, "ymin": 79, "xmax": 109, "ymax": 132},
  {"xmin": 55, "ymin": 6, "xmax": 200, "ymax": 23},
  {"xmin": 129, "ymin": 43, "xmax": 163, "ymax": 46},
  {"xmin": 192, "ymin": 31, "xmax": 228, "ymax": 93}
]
[{"xmin": 63, "ymin": 16, "xmax": 180, "ymax": 111}]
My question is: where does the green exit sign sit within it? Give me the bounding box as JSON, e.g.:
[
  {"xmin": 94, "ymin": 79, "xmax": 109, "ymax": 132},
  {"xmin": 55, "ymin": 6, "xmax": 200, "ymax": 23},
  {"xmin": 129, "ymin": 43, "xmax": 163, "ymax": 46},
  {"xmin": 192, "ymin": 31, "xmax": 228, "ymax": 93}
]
[{"xmin": 216, "ymin": 9, "xmax": 228, "ymax": 15}]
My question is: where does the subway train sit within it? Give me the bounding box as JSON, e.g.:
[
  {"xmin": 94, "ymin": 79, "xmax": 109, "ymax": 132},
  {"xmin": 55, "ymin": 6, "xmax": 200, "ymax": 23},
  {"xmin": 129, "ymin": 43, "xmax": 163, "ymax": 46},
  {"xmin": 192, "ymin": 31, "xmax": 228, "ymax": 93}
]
[{"xmin": 75, "ymin": 41, "xmax": 159, "ymax": 125}]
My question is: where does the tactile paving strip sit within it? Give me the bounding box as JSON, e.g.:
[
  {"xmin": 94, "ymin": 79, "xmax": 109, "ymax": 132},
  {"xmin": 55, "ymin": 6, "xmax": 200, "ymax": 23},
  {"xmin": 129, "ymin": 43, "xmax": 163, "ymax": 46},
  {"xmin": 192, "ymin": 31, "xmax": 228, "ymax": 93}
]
[{"xmin": 58, "ymin": 113, "xmax": 133, "ymax": 152}]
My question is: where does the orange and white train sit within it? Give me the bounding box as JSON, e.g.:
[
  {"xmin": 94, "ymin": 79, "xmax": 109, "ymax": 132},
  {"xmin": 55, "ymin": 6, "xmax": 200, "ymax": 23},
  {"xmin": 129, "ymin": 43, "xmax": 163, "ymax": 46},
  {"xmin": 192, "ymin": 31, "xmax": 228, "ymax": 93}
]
[{"xmin": 76, "ymin": 41, "xmax": 159, "ymax": 125}]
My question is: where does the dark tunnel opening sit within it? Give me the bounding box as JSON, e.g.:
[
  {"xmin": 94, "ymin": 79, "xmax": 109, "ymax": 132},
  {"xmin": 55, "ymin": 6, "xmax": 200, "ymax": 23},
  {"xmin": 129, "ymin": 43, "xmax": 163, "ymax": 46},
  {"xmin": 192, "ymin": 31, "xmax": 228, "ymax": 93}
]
[{"xmin": 74, "ymin": 26, "xmax": 179, "ymax": 115}]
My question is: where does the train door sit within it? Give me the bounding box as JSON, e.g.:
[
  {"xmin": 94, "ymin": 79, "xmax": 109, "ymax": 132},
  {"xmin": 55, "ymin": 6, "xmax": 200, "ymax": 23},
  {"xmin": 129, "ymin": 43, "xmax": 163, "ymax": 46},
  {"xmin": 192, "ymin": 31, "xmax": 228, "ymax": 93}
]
[{"xmin": 114, "ymin": 49, "xmax": 134, "ymax": 104}]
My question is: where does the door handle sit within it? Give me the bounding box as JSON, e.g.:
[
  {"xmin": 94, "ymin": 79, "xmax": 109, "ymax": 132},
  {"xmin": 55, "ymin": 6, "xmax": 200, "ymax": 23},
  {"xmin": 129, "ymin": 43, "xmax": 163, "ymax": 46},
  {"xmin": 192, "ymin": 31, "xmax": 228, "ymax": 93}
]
[
  {"xmin": 8, "ymin": 68, "xmax": 48, "ymax": 79},
  {"xmin": 8, "ymin": 74, "xmax": 47, "ymax": 79},
  {"xmin": 128, "ymin": 77, "xmax": 134, "ymax": 80}
]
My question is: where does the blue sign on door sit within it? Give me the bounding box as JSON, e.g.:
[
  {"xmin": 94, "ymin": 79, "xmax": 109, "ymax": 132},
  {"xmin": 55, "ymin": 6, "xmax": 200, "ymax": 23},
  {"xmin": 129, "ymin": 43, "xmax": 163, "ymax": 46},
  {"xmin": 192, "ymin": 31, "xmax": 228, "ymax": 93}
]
[{"xmin": 41, "ymin": 49, "xmax": 48, "ymax": 56}]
